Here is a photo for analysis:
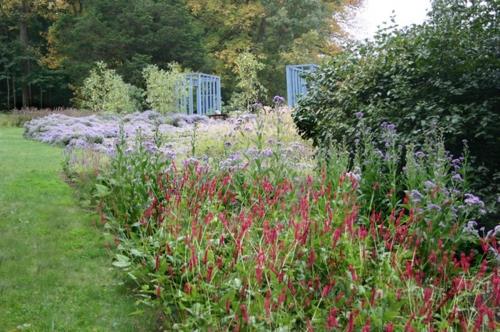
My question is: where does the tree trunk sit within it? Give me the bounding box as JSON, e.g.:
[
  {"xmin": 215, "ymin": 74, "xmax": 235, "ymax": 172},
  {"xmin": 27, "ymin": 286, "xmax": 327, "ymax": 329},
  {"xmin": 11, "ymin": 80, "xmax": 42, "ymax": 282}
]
[
  {"xmin": 12, "ymin": 76, "xmax": 17, "ymax": 109},
  {"xmin": 6, "ymin": 77, "xmax": 10, "ymax": 110},
  {"xmin": 19, "ymin": 1, "xmax": 30, "ymax": 108},
  {"xmin": 40, "ymin": 86, "xmax": 43, "ymax": 108}
]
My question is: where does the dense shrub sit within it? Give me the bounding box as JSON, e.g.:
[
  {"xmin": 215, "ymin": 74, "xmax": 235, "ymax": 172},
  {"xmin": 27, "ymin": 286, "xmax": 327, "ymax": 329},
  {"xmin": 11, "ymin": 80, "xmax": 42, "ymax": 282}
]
[
  {"xmin": 77, "ymin": 61, "xmax": 142, "ymax": 113},
  {"xmin": 229, "ymin": 52, "xmax": 268, "ymax": 112},
  {"xmin": 143, "ymin": 63, "xmax": 186, "ymax": 114},
  {"xmin": 293, "ymin": 0, "xmax": 500, "ymax": 215},
  {"xmin": 92, "ymin": 116, "xmax": 499, "ymax": 330}
]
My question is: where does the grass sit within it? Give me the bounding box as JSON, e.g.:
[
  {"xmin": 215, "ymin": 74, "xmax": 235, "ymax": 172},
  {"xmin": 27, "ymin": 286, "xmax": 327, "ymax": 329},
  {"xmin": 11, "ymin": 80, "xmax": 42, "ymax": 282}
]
[{"xmin": 0, "ymin": 128, "xmax": 153, "ymax": 331}]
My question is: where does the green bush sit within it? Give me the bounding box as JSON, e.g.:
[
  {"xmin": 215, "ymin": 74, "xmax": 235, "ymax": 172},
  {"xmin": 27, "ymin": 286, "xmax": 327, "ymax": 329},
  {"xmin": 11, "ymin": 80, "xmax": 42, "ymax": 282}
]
[
  {"xmin": 143, "ymin": 63, "xmax": 185, "ymax": 114},
  {"xmin": 230, "ymin": 52, "xmax": 268, "ymax": 111},
  {"xmin": 77, "ymin": 61, "xmax": 142, "ymax": 113},
  {"xmin": 293, "ymin": 0, "xmax": 499, "ymax": 214}
]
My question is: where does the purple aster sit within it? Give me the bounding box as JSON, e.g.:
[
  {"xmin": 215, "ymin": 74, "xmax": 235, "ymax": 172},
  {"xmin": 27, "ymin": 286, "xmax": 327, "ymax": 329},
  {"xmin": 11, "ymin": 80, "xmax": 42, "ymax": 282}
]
[
  {"xmin": 273, "ymin": 95, "xmax": 285, "ymax": 105},
  {"xmin": 262, "ymin": 149, "xmax": 273, "ymax": 158},
  {"xmin": 355, "ymin": 111, "xmax": 364, "ymax": 119},
  {"xmin": 424, "ymin": 180, "xmax": 436, "ymax": 190},
  {"xmin": 410, "ymin": 189, "xmax": 423, "ymax": 203},
  {"xmin": 427, "ymin": 203, "xmax": 442, "ymax": 212},
  {"xmin": 464, "ymin": 193, "xmax": 484, "ymax": 207},
  {"xmin": 414, "ymin": 151, "xmax": 425, "ymax": 159}
]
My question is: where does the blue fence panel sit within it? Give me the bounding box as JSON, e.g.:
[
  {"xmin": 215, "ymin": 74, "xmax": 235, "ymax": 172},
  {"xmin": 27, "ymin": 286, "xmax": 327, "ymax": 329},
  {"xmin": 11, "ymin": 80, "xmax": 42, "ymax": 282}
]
[
  {"xmin": 286, "ymin": 64, "xmax": 318, "ymax": 108},
  {"xmin": 177, "ymin": 73, "xmax": 222, "ymax": 115}
]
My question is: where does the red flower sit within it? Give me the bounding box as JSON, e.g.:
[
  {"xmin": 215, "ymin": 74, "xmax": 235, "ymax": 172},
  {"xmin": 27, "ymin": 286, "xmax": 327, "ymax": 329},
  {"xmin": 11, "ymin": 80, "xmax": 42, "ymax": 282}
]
[
  {"xmin": 240, "ymin": 304, "xmax": 249, "ymax": 324},
  {"xmin": 321, "ymin": 284, "xmax": 333, "ymax": 298},
  {"xmin": 265, "ymin": 290, "xmax": 272, "ymax": 317},
  {"xmin": 348, "ymin": 264, "xmax": 358, "ymax": 281},
  {"xmin": 326, "ymin": 308, "xmax": 338, "ymax": 330},
  {"xmin": 362, "ymin": 319, "xmax": 371, "ymax": 332}
]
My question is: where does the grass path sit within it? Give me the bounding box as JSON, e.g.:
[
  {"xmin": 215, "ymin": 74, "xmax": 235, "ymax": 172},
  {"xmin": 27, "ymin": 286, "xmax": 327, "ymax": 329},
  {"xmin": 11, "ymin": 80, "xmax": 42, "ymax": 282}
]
[{"xmin": 0, "ymin": 128, "xmax": 151, "ymax": 331}]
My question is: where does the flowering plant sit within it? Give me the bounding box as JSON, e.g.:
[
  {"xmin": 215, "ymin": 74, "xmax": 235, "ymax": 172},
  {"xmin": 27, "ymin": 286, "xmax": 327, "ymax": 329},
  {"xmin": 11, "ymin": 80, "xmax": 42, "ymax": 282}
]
[{"xmin": 95, "ymin": 124, "xmax": 499, "ymax": 330}]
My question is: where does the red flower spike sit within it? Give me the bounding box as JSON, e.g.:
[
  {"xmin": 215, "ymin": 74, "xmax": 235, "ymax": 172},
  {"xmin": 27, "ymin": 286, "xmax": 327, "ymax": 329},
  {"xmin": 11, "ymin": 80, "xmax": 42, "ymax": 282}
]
[
  {"xmin": 326, "ymin": 308, "xmax": 338, "ymax": 330},
  {"xmin": 155, "ymin": 255, "xmax": 160, "ymax": 272},
  {"xmin": 348, "ymin": 264, "xmax": 358, "ymax": 281},
  {"xmin": 264, "ymin": 290, "xmax": 272, "ymax": 317},
  {"xmin": 346, "ymin": 310, "xmax": 358, "ymax": 332},
  {"xmin": 321, "ymin": 284, "xmax": 333, "ymax": 298},
  {"xmin": 362, "ymin": 319, "xmax": 371, "ymax": 332},
  {"xmin": 240, "ymin": 304, "xmax": 249, "ymax": 324},
  {"xmin": 308, "ymin": 249, "xmax": 316, "ymax": 267}
]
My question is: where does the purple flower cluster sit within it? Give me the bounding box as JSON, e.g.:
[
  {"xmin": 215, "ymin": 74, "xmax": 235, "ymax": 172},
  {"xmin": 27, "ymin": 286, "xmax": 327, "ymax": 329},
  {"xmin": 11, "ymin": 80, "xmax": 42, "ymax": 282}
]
[
  {"xmin": 24, "ymin": 111, "xmax": 214, "ymax": 157},
  {"xmin": 355, "ymin": 111, "xmax": 364, "ymax": 119},
  {"xmin": 464, "ymin": 193, "xmax": 485, "ymax": 207},
  {"xmin": 273, "ymin": 95, "xmax": 285, "ymax": 105}
]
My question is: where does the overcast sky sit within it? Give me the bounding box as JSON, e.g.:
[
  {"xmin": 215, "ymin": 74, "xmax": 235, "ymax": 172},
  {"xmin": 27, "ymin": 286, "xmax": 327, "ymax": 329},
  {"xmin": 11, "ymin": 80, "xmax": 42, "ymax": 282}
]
[{"xmin": 347, "ymin": 0, "xmax": 432, "ymax": 40}]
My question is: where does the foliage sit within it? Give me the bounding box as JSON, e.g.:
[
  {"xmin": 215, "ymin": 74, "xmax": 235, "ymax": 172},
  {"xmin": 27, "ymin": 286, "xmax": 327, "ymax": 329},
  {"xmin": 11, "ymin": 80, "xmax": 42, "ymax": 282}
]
[
  {"xmin": 186, "ymin": 0, "xmax": 361, "ymax": 99},
  {"xmin": 293, "ymin": 0, "xmax": 500, "ymax": 218},
  {"xmin": 88, "ymin": 104, "xmax": 499, "ymax": 330},
  {"xmin": 0, "ymin": 2, "xmax": 71, "ymax": 109},
  {"xmin": 229, "ymin": 52, "xmax": 267, "ymax": 111},
  {"xmin": 47, "ymin": 0, "xmax": 207, "ymax": 87},
  {"xmin": 0, "ymin": 0, "xmax": 360, "ymax": 108},
  {"xmin": 77, "ymin": 62, "xmax": 141, "ymax": 113},
  {"xmin": 143, "ymin": 63, "xmax": 185, "ymax": 114}
]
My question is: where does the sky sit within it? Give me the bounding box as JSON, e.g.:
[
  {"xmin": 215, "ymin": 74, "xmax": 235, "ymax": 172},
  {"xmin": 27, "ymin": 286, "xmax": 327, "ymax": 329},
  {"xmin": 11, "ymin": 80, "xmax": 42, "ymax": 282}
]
[{"xmin": 346, "ymin": 0, "xmax": 432, "ymax": 40}]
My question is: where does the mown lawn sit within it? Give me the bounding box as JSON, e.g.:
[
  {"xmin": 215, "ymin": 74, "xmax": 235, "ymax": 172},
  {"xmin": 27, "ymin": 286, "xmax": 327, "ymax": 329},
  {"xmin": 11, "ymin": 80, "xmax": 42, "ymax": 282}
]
[{"xmin": 0, "ymin": 128, "xmax": 152, "ymax": 331}]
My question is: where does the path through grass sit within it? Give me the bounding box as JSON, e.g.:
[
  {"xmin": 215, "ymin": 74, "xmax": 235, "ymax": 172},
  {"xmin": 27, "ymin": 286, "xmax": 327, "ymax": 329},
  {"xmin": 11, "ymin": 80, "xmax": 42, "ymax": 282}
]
[{"xmin": 0, "ymin": 128, "xmax": 152, "ymax": 331}]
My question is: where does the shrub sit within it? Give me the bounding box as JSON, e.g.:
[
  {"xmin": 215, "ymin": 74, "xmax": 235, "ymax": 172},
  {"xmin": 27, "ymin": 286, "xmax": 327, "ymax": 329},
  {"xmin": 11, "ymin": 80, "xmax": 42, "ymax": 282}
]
[
  {"xmin": 77, "ymin": 61, "xmax": 142, "ymax": 113},
  {"xmin": 143, "ymin": 63, "xmax": 186, "ymax": 114},
  {"xmin": 293, "ymin": 0, "xmax": 500, "ymax": 215},
  {"xmin": 94, "ymin": 119, "xmax": 499, "ymax": 330},
  {"xmin": 230, "ymin": 52, "xmax": 268, "ymax": 112}
]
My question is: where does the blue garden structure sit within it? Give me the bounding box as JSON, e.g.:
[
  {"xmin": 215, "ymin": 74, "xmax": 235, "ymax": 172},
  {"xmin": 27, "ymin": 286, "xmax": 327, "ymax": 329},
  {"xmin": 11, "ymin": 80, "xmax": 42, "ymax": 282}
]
[
  {"xmin": 177, "ymin": 73, "xmax": 222, "ymax": 115},
  {"xmin": 286, "ymin": 64, "xmax": 318, "ymax": 108}
]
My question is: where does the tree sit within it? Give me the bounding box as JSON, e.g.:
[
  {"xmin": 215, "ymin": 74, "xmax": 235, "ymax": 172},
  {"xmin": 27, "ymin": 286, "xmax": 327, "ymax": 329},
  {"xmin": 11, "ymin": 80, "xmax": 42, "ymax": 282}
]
[
  {"xmin": 143, "ymin": 63, "xmax": 186, "ymax": 114},
  {"xmin": 77, "ymin": 61, "xmax": 141, "ymax": 113},
  {"xmin": 48, "ymin": 0, "xmax": 206, "ymax": 88},
  {"xmin": 186, "ymin": 0, "xmax": 362, "ymax": 100},
  {"xmin": 0, "ymin": 0, "xmax": 70, "ymax": 109},
  {"xmin": 229, "ymin": 52, "xmax": 267, "ymax": 111}
]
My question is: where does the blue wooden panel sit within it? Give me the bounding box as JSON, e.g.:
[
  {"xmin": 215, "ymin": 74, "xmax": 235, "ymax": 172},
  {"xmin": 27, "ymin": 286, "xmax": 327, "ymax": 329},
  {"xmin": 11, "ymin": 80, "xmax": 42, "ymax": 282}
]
[
  {"xmin": 176, "ymin": 73, "xmax": 222, "ymax": 115},
  {"xmin": 286, "ymin": 64, "xmax": 318, "ymax": 108}
]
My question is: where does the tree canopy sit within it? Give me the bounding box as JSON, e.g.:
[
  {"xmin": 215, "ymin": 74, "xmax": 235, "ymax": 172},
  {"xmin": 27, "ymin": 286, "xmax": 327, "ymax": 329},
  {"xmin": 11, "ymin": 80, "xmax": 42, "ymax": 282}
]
[{"xmin": 0, "ymin": 0, "xmax": 360, "ymax": 110}]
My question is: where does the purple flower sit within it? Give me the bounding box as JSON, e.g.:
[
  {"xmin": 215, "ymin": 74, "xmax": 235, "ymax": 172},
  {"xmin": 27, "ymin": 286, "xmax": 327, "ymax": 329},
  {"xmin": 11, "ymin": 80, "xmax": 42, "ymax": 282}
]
[
  {"xmin": 410, "ymin": 189, "xmax": 423, "ymax": 203},
  {"xmin": 273, "ymin": 95, "xmax": 285, "ymax": 105},
  {"xmin": 381, "ymin": 121, "xmax": 396, "ymax": 132},
  {"xmin": 251, "ymin": 102, "xmax": 263, "ymax": 111},
  {"xmin": 427, "ymin": 203, "xmax": 441, "ymax": 212},
  {"xmin": 463, "ymin": 220, "xmax": 478, "ymax": 235},
  {"xmin": 451, "ymin": 173, "xmax": 463, "ymax": 182},
  {"xmin": 414, "ymin": 151, "xmax": 425, "ymax": 159},
  {"xmin": 464, "ymin": 193, "xmax": 484, "ymax": 207},
  {"xmin": 355, "ymin": 111, "xmax": 364, "ymax": 119},
  {"xmin": 262, "ymin": 148, "xmax": 273, "ymax": 158},
  {"xmin": 424, "ymin": 180, "xmax": 436, "ymax": 190},
  {"xmin": 183, "ymin": 157, "xmax": 199, "ymax": 167}
]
